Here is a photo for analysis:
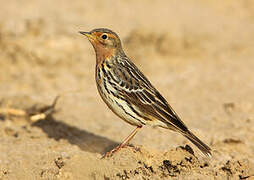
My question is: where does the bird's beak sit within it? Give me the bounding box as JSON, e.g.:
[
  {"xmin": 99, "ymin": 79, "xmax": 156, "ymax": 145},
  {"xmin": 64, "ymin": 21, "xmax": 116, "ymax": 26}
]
[{"xmin": 79, "ymin": 31, "xmax": 95, "ymax": 41}]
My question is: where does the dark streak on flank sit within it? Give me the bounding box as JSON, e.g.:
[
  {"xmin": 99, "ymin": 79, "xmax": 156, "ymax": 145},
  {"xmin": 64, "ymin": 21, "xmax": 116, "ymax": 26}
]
[
  {"xmin": 97, "ymin": 68, "xmax": 101, "ymax": 79},
  {"xmin": 103, "ymin": 79, "xmax": 110, "ymax": 94},
  {"xmin": 128, "ymin": 103, "xmax": 150, "ymax": 121},
  {"xmin": 114, "ymin": 101, "xmax": 145, "ymax": 125}
]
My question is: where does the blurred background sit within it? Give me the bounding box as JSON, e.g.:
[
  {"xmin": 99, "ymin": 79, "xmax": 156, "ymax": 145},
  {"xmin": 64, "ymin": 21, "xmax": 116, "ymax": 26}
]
[{"xmin": 0, "ymin": 0, "xmax": 254, "ymax": 179}]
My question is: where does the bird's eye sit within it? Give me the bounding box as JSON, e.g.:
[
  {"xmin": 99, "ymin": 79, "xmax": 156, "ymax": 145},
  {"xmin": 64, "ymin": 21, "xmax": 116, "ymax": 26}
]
[{"xmin": 101, "ymin": 34, "xmax": 108, "ymax": 40}]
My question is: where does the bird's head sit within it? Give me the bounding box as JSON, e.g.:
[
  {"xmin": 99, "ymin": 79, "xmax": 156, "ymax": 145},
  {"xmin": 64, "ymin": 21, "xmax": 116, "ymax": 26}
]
[{"xmin": 80, "ymin": 28, "xmax": 123, "ymax": 60}]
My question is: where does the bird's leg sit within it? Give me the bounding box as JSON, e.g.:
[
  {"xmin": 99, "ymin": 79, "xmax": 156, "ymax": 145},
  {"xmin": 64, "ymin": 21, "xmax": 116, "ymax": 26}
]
[{"xmin": 102, "ymin": 126, "xmax": 142, "ymax": 158}]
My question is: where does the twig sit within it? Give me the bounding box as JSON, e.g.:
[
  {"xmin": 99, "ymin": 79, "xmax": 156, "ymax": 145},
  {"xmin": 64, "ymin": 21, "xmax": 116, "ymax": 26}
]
[{"xmin": 0, "ymin": 95, "xmax": 60, "ymax": 122}]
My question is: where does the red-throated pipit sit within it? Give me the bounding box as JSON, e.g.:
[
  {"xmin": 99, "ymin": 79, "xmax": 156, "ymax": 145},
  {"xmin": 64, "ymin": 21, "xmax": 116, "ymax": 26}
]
[{"xmin": 79, "ymin": 28, "xmax": 211, "ymax": 157}]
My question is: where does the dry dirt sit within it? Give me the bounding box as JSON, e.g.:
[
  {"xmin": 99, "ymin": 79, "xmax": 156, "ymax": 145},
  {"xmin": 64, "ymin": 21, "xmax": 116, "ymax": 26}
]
[{"xmin": 1, "ymin": 0, "xmax": 254, "ymax": 179}]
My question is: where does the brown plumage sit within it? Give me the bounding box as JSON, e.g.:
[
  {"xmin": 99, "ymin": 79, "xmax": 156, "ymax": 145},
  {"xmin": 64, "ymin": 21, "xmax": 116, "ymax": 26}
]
[{"xmin": 80, "ymin": 28, "xmax": 212, "ymax": 157}]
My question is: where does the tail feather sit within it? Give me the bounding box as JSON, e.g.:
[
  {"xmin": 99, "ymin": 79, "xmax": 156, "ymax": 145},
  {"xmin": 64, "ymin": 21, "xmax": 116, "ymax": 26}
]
[{"xmin": 183, "ymin": 130, "xmax": 212, "ymax": 157}]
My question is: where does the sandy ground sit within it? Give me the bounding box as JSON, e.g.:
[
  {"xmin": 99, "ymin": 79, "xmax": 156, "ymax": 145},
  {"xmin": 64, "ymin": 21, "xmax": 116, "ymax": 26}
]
[{"xmin": 1, "ymin": 0, "xmax": 254, "ymax": 179}]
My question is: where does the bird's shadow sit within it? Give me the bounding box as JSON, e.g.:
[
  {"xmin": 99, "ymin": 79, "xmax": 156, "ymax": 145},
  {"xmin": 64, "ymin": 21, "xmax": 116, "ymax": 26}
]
[{"xmin": 32, "ymin": 115, "xmax": 118, "ymax": 155}]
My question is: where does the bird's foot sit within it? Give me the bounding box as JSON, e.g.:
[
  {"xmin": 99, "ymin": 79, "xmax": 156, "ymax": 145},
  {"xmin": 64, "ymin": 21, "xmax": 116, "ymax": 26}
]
[{"xmin": 101, "ymin": 145, "xmax": 123, "ymax": 158}]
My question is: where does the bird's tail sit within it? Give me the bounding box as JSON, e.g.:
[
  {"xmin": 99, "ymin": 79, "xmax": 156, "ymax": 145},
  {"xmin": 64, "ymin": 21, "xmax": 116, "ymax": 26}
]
[{"xmin": 183, "ymin": 130, "xmax": 212, "ymax": 157}]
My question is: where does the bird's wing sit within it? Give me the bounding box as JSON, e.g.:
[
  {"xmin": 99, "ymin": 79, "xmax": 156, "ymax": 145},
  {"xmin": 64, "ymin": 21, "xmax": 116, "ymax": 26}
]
[{"xmin": 108, "ymin": 57, "xmax": 188, "ymax": 132}]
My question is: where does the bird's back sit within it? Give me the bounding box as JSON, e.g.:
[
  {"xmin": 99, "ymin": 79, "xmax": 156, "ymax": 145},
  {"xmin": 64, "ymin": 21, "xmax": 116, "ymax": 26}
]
[{"xmin": 96, "ymin": 54, "xmax": 189, "ymax": 132}]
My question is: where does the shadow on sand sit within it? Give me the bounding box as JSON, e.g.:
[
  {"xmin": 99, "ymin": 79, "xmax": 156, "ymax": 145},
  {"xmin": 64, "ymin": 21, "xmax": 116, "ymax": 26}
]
[{"xmin": 32, "ymin": 115, "xmax": 118, "ymax": 155}]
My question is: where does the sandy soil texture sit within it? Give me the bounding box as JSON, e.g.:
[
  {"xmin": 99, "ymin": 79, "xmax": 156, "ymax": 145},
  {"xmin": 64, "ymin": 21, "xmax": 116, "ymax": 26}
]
[{"xmin": 1, "ymin": 0, "xmax": 254, "ymax": 179}]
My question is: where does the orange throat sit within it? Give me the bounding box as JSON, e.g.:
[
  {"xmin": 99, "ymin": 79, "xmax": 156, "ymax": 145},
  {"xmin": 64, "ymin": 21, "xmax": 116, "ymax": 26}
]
[{"xmin": 94, "ymin": 45, "xmax": 116, "ymax": 65}]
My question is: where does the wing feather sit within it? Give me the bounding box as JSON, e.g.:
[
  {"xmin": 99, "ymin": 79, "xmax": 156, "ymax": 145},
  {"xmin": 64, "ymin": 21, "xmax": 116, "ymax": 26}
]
[{"xmin": 107, "ymin": 56, "xmax": 188, "ymax": 132}]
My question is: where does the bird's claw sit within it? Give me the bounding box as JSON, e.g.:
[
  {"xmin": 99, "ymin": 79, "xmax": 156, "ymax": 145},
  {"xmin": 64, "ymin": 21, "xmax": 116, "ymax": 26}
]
[{"xmin": 101, "ymin": 146, "xmax": 121, "ymax": 159}]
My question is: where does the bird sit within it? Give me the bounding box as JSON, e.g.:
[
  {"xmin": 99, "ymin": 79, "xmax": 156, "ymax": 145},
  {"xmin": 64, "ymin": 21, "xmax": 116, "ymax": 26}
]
[{"xmin": 79, "ymin": 28, "xmax": 211, "ymax": 158}]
